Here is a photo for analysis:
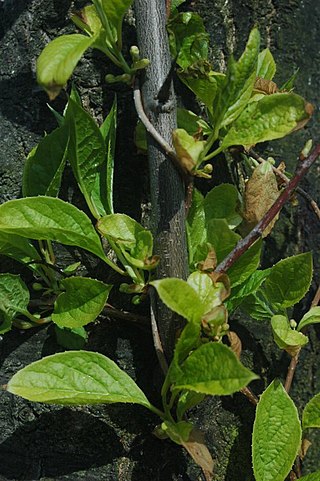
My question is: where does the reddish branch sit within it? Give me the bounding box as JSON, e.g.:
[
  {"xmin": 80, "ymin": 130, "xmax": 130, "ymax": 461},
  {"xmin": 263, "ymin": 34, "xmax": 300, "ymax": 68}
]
[{"xmin": 215, "ymin": 144, "xmax": 320, "ymax": 274}]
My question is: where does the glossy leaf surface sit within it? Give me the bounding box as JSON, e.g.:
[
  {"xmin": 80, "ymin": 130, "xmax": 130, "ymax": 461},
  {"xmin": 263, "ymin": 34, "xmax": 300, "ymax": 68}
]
[
  {"xmin": 297, "ymin": 306, "xmax": 320, "ymax": 331},
  {"xmin": 252, "ymin": 380, "xmax": 302, "ymax": 481},
  {"xmin": 0, "ymin": 274, "xmax": 30, "ymax": 334},
  {"xmin": 52, "ymin": 277, "xmax": 112, "ymax": 328},
  {"xmin": 302, "ymin": 393, "xmax": 320, "ymax": 429},
  {"xmin": 37, "ymin": 34, "xmax": 95, "ymax": 99},
  {"xmin": 7, "ymin": 351, "xmax": 152, "ymax": 407},
  {"xmin": 264, "ymin": 252, "xmax": 313, "ymax": 309},
  {"xmin": 23, "ymin": 125, "xmax": 69, "ymax": 197},
  {"xmin": 174, "ymin": 342, "xmax": 258, "ymax": 395},
  {"xmin": 0, "ymin": 197, "xmax": 106, "ymax": 261},
  {"xmin": 204, "ymin": 183, "xmax": 242, "ymax": 229}
]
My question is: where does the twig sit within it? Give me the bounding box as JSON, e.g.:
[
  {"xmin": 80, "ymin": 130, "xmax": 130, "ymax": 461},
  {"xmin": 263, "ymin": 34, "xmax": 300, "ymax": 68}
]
[
  {"xmin": 103, "ymin": 304, "xmax": 150, "ymax": 326},
  {"xmin": 133, "ymin": 78, "xmax": 190, "ymax": 181},
  {"xmin": 311, "ymin": 285, "xmax": 320, "ymax": 307},
  {"xmin": 284, "ymin": 352, "xmax": 300, "ymax": 393},
  {"xmin": 240, "ymin": 386, "xmax": 259, "ymax": 405},
  {"xmin": 250, "ymin": 149, "xmax": 320, "ymax": 222},
  {"xmin": 215, "ymin": 144, "xmax": 320, "ymax": 274},
  {"xmin": 149, "ymin": 288, "xmax": 169, "ymax": 375}
]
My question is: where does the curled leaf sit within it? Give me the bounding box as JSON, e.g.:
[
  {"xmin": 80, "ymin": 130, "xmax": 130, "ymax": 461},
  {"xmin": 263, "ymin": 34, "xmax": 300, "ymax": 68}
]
[
  {"xmin": 181, "ymin": 428, "xmax": 214, "ymax": 481},
  {"xmin": 172, "ymin": 128, "xmax": 205, "ymax": 174},
  {"xmin": 242, "ymin": 162, "xmax": 279, "ymax": 237}
]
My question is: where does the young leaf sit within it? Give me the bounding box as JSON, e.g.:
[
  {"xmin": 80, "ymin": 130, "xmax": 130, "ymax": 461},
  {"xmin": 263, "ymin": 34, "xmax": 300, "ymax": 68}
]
[
  {"xmin": 227, "ymin": 239, "xmax": 262, "ymax": 288},
  {"xmin": 0, "ymin": 274, "xmax": 30, "ymax": 334},
  {"xmin": 302, "ymin": 393, "xmax": 320, "ymax": 429},
  {"xmin": 172, "ymin": 128, "xmax": 206, "ymax": 173},
  {"xmin": 187, "ymin": 271, "xmax": 225, "ymax": 312},
  {"xmin": 65, "ymin": 98, "xmax": 107, "ymax": 218},
  {"xmin": 23, "ymin": 125, "xmax": 69, "ymax": 197},
  {"xmin": 206, "ymin": 219, "xmax": 241, "ymax": 262},
  {"xmin": 160, "ymin": 420, "xmax": 193, "ymax": 445},
  {"xmin": 0, "ymin": 197, "xmax": 106, "ymax": 261},
  {"xmin": 221, "ymin": 93, "xmax": 312, "ymax": 150},
  {"xmin": 298, "ymin": 473, "xmax": 320, "ymax": 481},
  {"xmin": 170, "ymin": 0, "xmax": 186, "ymax": 10},
  {"xmin": 150, "ymin": 278, "xmax": 205, "ymax": 324},
  {"xmin": 97, "ymin": 213, "xmax": 145, "ymax": 247},
  {"xmin": 167, "ymin": 12, "xmax": 209, "ymax": 68},
  {"xmin": 177, "ymin": 109, "xmax": 212, "ymax": 137},
  {"xmin": 271, "ymin": 315, "xmax": 308, "ymax": 356},
  {"xmin": 297, "ymin": 306, "xmax": 320, "ymax": 331},
  {"xmin": 187, "ymin": 188, "xmax": 206, "ymax": 264},
  {"xmin": 214, "ymin": 28, "xmax": 260, "ymax": 129},
  {"xmin": 256, "ymin": 48, "xmax": 276, "ymax": 80},
  {"xmin": 176, "ymin": 390, "xmax": 205, "ymax": 420},
  {"xmin": 71, "ymin": 5, "xmax": 102, "ymax": 37},
  {"xmin": 174, "ymin": 342, "xmax": 258, "ymax": 395},
  {"xmin": 178, "ymin": 68, "xmax": 218, "ymax": 111},
  {"xmin": 204, "ymin": 183, "xmax": 242, "ymax": 229},
  {"xmin": 241, "ymin": 292, "xmax": 275, "ymax": 321},
  {"xmin": 99, "ymin": 96, "xmax": 117, "ymax": 214},
  {"xmin": 264, "ymin": 252, "xmax": 313, "ymax": 309},
  {"xmin": 52, "ymin": 277, "xmax": 112, "ymax": 328},
  {"xmin": 252, "ymin": 380, "xmax": 302, "ymax": 481},
  {"xmin": 0, "ymin": 232, "xmax": 41, "ymax": 267},
  {"xmin": 37, "ymin": 34, "xmax": 95, "ymax": 100},
  {"xmin": 227, "ymin": 269, "xmax": 271, "ymax": 312},
  {"xmin": 54, "ymin": 326, "xmax": 88, "ymax": 350},
  {"xmin": 99, "ymin": 0, "xmax": 134, "ymax": 45},
  {"xmin": 6, "ymin": 351, "xmax": 152, "ymax": 407}
]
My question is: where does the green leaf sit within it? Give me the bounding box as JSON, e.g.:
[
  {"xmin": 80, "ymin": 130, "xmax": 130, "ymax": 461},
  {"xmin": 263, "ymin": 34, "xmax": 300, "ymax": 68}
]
[
  {"xmin": 99, "ymin": 0, "xmax": 134, "ymax": 44},
  {"xmin": 37, "ymin": 34, "xmax": 95, "ymax": 100},
  {"xmin": 7, "ymin": 351, "xmax": 152, "ymax": 407},
  {"xmin": 226, "ymin": 269, "xmax": 271, "ymax": 312},
  {"xmin": 160, "ymin": 420, "xmax": 193, "ymax": 445},
  {"xmin": 221, "ymin": 93, "xmax": 311, "ymax": 149},
  {"xmin": 298, "ymin": 473, "xmax": 320, "ymax": 481},
  {"xmin": 0, "ymin": 197, "xmax": 106, "ymax": 261},
  {"xmin": 174, "ymin": 342, "xmax": 258, "ymax": 395},
  {"xmin": 172, "ymin": 322, "xmax": 201, "ymax": 368},
  {"xmin": 65, "ymin": 98, "xmax": 107, "ymax": 219},
  {"xmin": 23, "ymin": 125, "xmax": 69, "ymax": 197},
  {"xmin": 302, "ymin": 393, "xmax": 320, "ymax": 430},
  {"xmin": 168, "ymin": 12, "xmax": 209, "ymax": 69},
  {"xmin": 150, "ymin": 278, "xmax": 204, "ymax": 324},
  {"xmin": 187, "ymin": 271, "xmax": 224, "ymax": 312},
  {"xmin": 206, "ymin": 219, "xmax": 241, "ymax": 262},
  {"xmin": 252, "ymin": 380, "xmax": 302, "ymax": 481},
  {"xmin": 52, "ymin": 277, "xmax": 112, "ymax": 328},
  {"xmin": 227, "ymin": 239, "xmax": 262, "ymax": 288},
  {"xmin": 97, "ymin": 213, "xmax": 144, "ymax": 247},
  {"xmin": 0, "ymin": 274, "xmax": 30, "ymax": 333},
  {"xmin": 0, "ymin": 232, "xmax": 41, "ymax": 268},
  {"xmin": 204, "ymin": 183, "xmax": 242, "ymax": 229},
  {"xmin": 214, "ymin": 28, "xmax": 260, "ymax": 129},
  {"xmin": 172, "ymin": 128, "xmax": 206, "ymax": 172},
  {"xmin": 178, "ymin": 69, "xmax": 218, "ymax": 110},
  {"xmin": 187, "ymin": 188, "xmax": 206, "ymax": 264},
  {"xmin": 264, "ymin": 252, "xmax": 313, "ymax": 309},
  {"xmin": 54, "ymin": 325, "xmax": 88, "ymax": 350},
  {"xmin": 271, "ymin": 315, "xmax": 308, "ymax": 354},
  {"xmin": 98, "ymin": 96, "xmax": 117, "ymax": 215},
  {"xmin": 177, "ymin": 109, "xmax": 212, "ymax": 137},
  {"xmin": 241, "ymin": 292, "xmax": 275, "ymax": 321},
  {"xmin": 170, "ymin": 0, "xmax": 186, "ymax": 11},
  {"xmin": 71, "ymin": 5, "xmax": 103, "ymax": 37},
  {"xmin": 297, "ymin": 307, "xmax": 320, "ymax": 332},
  {"xmin": 256, "ymin": 48, "xmax": 276, "ymax": 80},
  {"xmin": 176, "ymin": 391, "xmax": 205, "ymax": 420}
]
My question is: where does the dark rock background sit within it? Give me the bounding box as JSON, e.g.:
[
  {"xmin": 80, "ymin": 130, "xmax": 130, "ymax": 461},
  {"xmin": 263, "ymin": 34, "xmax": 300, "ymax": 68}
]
[{"xmin": 0, "ymin": 0, "xmax": 319, "ymax": 480}]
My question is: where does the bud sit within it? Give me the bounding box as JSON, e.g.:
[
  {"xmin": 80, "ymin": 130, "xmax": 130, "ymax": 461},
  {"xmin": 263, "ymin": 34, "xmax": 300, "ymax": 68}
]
[
  {"xmin": 203, "ymin": 163, "xmax": 213, "ymax": 174},
  {"xmin": 290, "ymin": 319, "xmax": 297, "ymax": 329},
  {"xmin": 105, "ymin": 74, "xmax": 116, "ymax": 83},
  {"xmin": 130, "ymin": 45, "xmax": 140, "ymax": 61},
  {"xmin": 133, "ymin": 58, "xmax": 150, "ymax": 70},
  {"xmin": 32, "ymin": 282, "xmax": 43, "ymax": 291}
]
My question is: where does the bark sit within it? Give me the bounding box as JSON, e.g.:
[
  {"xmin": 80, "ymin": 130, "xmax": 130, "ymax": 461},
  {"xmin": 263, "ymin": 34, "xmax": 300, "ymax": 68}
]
[{"xmin": 0, "ymin": 1, "xmax": 319, "ymax": 480}]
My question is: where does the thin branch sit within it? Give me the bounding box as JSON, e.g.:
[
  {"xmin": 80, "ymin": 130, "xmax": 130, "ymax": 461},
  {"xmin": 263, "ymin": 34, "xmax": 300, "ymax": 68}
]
[
  {"xmin": 250, "ymin": 149, "xmax": 320, "ymax": 222},
  {"xmin": 102, "ymin": 304, "xmax": 150, "ymax": 326},
  {"xmin": 215, "ymin": 144, "xmax": 320, "ymax": 274},
  {"xmin": 311, "ymin": 285, "xmax": 320, "ymax": 307},
  {"xmin": 149, "ymin": 289, "xmax": 169, "ymax": 375},
  {"xmin": 284, "ymin": 352, "xmax": 300, "ymax": 393},
  {"xmin": 240, "ymin": 386, "xmax": 258, "ymax": 405},
  {"xmin": 133, "ymin": 78, "xmax": 190, "ymax": 181}
]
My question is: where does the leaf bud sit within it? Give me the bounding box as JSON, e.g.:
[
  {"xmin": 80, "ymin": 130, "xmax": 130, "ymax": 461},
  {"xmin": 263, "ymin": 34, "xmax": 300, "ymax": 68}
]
[
  {"xmin": 290, "ymin": 319, "xmax": 297, "ymax": 329},
  {"xmin": 32, "ymin": 282, "xmax": 44, "ymax": 291},
  {"xmin": 203, "ymin": 163, "xmax": 213, "ymax": 174},
  {"xmin": 133, "ymin": 58, "xmax": 150, "ymax": 70},
  {"xmin": 130, "ymin": 45, "xmax": 140, "ymax": 61},
  {"xmin": 105, "ymin": 74, "xmax": 117, "ymax": 83}
]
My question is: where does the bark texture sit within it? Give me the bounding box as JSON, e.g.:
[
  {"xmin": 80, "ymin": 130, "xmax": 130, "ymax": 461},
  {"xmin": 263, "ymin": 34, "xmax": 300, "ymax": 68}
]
[{"xmin": 0, "ymin": 1, "xmax": 319, "ymax": 480}]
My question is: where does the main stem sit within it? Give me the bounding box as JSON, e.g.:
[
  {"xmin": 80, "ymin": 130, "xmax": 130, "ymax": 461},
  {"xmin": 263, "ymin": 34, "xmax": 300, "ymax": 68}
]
[{"xmin": 134, "ymin": 0, "xmax": 188, "ymax": 360}]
